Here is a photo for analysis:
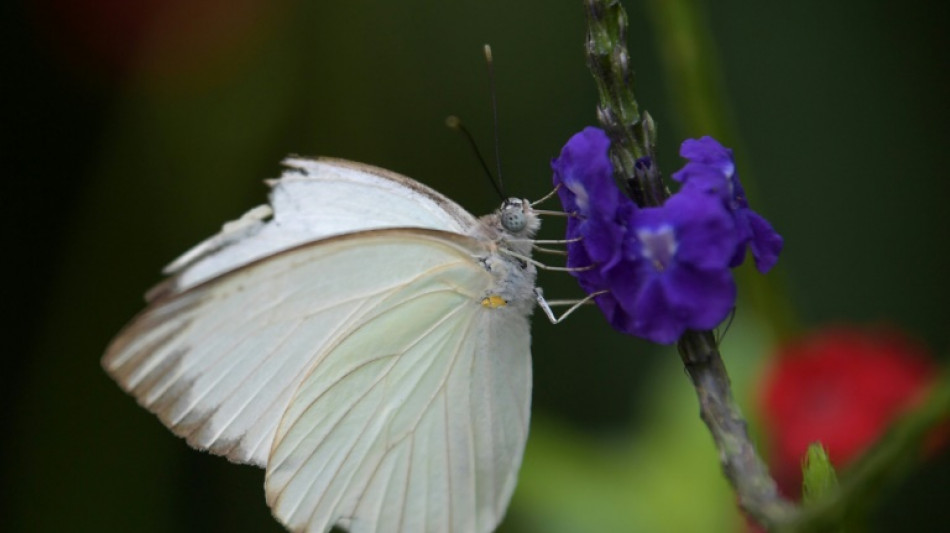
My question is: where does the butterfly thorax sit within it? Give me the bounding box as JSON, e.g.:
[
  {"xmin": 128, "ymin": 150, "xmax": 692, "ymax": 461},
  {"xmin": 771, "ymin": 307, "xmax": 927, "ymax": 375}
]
[{"xmin": 471, "ymin": 198, "xmax": 540, "ymax": 316}]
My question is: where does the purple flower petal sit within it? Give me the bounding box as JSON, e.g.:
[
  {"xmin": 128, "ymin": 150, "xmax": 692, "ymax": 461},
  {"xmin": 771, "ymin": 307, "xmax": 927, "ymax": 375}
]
[
  {"xmin": 628, "ymin": 277, "xmax": 683, "ymax": 344},
  {"xmin": 553, "ymin": 126, "xmax": 637, "ymax": 280},
  {"xmin": 552, "ymin": 127, "xmax": 618, "ymax": 217},
  {"xmin": 673, "ymin": 162, "xmax": 734, "ymax": 199},
  {"xmin": 583, "ymin": 214, "xmax": 626, "ymax": 270},
  {"xmin": 674, "ymin": 136, "xmax": 783, "ymax": 273},
  {"xmin": 662, "ymin": 190, "xmax": 737, "ymax": 269},
  {"xmin": 663, "ymin": 265, "xmax": 737, "ymax": 330},
  {"xmin": 679, "ymin": 136, "xmax": 735, "ymax": 175},
  {"xmin": 746, "ymin": 209, "xmax": 784, "ymax": 273}
]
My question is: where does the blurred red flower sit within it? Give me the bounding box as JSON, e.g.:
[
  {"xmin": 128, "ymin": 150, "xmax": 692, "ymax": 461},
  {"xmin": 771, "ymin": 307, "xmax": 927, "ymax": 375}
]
[
  {"xmin": 758, "ymin": 326, "xmax": 939, "ymax": 497},
  {"xmin": 28, "ymin": 0, "xmax": 287, "ymax": 89}
]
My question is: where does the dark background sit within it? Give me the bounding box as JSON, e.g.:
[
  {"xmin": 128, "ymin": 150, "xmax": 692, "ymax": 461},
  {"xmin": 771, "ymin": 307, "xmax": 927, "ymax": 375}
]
[{"xmin": 3, "ymin": 0, "xmax": 948, "ymax": 531}]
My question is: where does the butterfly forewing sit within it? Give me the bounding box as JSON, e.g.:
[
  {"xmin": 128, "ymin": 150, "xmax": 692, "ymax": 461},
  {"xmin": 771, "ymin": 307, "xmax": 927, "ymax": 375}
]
[{"xmin": 164, "ymin": 158, "xmax": 477, "ymax": 294}]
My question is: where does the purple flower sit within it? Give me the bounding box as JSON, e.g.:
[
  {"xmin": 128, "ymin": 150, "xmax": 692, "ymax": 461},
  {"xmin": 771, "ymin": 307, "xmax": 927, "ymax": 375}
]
[
  {"xmin": 552, "ymin": 129, "xmax": 741, "ymax": 344},
  {"xmin": 552, "ymin": 127, "xmax": 632, "ymax": 279},
  {"xmin": 552, "ymin": 128, "xmax": 634, "ymax": 326},
  {"xmin": 551, "ymin": 127, "xmax": 618, "ymax": 219},
  {"xmin": 606, "ymin": 190, "xmax": 738, "ymax": 343},
  {"xmin": 551, "ymin": 129, "xmax": 783, "ymax": 344},
  {"xmin": 672, "ymin": 136, "xmax": 784, "ymax": 272}
]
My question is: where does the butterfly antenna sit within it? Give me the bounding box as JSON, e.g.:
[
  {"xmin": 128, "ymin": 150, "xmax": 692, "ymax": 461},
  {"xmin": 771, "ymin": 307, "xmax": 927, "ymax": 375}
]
[
  {"xmin": 445, "ymin": 44, "xmax": 509, "ymax": 200},
  {"xmin": 484, "ymin": 44, "xmax": 505, "ymax": 196},
  {"xmin": 446, "ymin": 115, "xmax": 505, "ymax": 199}
]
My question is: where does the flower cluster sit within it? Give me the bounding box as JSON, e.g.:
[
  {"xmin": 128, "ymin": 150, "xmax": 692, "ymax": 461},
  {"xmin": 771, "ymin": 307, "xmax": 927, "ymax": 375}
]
[
  {"xmin": 757, "ymin": 326, "xmax": 940, "ymax": 497},
  {"xmin": 551, "ymin": 127, "xmax": 783, "ymax": 343}
]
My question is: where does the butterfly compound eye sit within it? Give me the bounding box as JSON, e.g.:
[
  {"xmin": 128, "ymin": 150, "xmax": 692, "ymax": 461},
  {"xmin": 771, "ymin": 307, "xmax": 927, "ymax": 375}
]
[{"xmin": 500, "ymin": 205, "xmax": 527, "ymax": 233}]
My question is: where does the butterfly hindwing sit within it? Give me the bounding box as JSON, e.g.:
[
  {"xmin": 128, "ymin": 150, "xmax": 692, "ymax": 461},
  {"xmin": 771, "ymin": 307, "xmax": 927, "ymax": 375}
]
[{"xmin": 264, "ymin": 244, "xmax": 531, "ymax": 533}]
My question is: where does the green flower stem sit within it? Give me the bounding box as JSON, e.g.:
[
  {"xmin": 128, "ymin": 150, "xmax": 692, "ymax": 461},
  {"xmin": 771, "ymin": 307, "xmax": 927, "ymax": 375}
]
[
  {"xmin": 677, "ymin": 331, "xmax": 798, "ymax": 528},
  {"xmin": 584, "ymin": 0, "xmax": 666, "ymax": 207},
  {"xmin": 584, "ymin": 0, "xmax": 797, "ymax": 528}
]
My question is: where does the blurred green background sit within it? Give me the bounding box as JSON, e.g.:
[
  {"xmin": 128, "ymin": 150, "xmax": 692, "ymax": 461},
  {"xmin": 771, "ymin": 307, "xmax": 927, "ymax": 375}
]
[{"xmin": 3, "ymin": 0, "xmax": 948, "ymax": 531}]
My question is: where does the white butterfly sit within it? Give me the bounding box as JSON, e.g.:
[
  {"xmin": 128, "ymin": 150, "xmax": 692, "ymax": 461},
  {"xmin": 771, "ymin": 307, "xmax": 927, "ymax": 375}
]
[{"xmin": 103, "ymin": 157, "xmax": 544, "ymax": 533}]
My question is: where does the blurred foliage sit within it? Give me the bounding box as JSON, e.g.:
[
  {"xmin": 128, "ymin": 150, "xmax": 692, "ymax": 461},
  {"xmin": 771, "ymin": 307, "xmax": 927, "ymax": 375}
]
[{"xmin": 2, "ymin": 0, "xmax": 948, "ymax": 532}]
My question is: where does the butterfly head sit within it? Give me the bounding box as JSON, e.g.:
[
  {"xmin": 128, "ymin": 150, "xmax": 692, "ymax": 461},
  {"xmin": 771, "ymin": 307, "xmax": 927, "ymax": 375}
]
[{"xmin": 498, "ymin": 197, "xmax": 540, "ymax": 237}]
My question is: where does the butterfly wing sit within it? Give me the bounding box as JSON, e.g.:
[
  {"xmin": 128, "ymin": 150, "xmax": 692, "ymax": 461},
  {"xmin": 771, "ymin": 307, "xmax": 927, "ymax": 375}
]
[
  {"xmin": 161, "ymin": 158, "xmax": 478, "ymax": 296},
  {"xmin": 103, "ymin": 229, "xmax": 532, "ymax": 533},
  {"xmin": 264, "ymin": 244, "xmax": 532, "ymax": 533}
]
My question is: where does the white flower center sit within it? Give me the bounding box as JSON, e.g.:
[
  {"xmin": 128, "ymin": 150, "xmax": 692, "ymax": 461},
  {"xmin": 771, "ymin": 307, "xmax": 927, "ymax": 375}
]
[
  {"xmin": 569, "ymin": 182, "xmax": 589, "ymax": 212},
  {"xmin": 638, "ymin": 225, "xmax": 677, "ymax": 272}
]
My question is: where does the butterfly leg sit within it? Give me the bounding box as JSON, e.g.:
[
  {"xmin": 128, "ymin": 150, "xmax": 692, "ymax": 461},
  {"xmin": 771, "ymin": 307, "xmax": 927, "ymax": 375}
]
[
  {"xmin": 530, "ymin": 184, "xmax": 561, "ymax": 206},
  {"xmin": 534, "ymin": 287, "xmax": 606, "ymax": 324},
  {"xmin": 532, "ymin": 245, "xmax": 567, "ymax": 256},
  {"xmin": 499, "ymin": 248, "xmax": 595, "ymax": 273}
]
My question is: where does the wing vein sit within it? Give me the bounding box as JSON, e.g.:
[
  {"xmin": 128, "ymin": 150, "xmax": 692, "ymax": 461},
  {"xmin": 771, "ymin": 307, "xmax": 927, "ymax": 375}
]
[
  {"xmin": 162, "ymin": 259, "xmax": 474, "ymax": 438},
  {"xmin": 398, "ymin": 433, "xmax": 414, "ymax": 533},
  {"xmin": 284, "ymin": 300, "xmax": 470, "ymax": 520}
]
